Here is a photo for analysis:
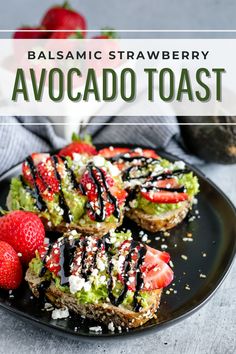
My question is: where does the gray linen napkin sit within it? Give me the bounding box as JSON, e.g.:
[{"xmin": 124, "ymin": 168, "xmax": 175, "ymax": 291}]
[{"xmin": 0, "ymin": 116, "xmax": 202, "ymax": 176}]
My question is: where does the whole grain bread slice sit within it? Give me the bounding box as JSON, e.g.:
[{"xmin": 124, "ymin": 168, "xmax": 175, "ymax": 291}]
[
  {"xmin": 126, "ymin": 200, "xmax": 191, "ymax": 233},
  {"xmin": 25, "ymin": 268, "xmax": 162, "ymax": 329},
  {"xmin": 7, "ymin": 192, "xmax": 123, "ymax": 238}
]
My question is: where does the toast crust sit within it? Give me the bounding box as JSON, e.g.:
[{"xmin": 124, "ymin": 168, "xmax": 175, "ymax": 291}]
[
  {"xmin": 7, "ymin": 192, "xmax": 123, "ymax": 238},
  {"xmin": 41, "ymin": 215, "xmax": 123, "ymax": 238},
  {"xmin": 126, "ymin": 200, "xmax": 191, "ymax": 233},
  {"xmin": 25, "ymin": 268, "xmax": 162, "ymax": 329}
]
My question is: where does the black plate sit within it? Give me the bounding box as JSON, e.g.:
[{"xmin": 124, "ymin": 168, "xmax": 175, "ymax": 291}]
[{"xmin": 0, "ymin": 145, "xmax": 235, "ymax": 341}]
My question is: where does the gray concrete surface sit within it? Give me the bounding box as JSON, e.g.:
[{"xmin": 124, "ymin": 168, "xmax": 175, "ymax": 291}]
[
  {"xmin": 1, "ymin": 0, "xmax": 236, "ymax": 34},
  {"xmin": 0, "ymin": 1, "xmax": 236, "ymax": 353}
]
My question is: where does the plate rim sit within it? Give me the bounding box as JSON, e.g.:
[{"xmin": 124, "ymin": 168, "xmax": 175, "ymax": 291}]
[{"xmin": 0, "ymin": 143, "xmax": 235, "ymax": 341}]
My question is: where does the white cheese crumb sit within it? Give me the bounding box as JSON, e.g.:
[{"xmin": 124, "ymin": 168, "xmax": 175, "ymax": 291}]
[
  {"xmin": 17, "ymin": 252, "xmax": 22, "ymax": 257},
  {"xmin": 69, "ymin": 275, "xmax": 85, "ymax": 294},
  {"xmin": 93, "ymin": 155, "xmax": 106, "ymax": 167},
  {"xmin": 51, "ymin": 307, "xmax": 69, "ymax": 320},
  {"xmin": 200, "ymin": 273, "xmax": 207, "ymax": 278},
  {"xmin": 181, "ymin": 254, "xmax": 188, "ymax": 261},
  {"xmin": 182, "ymin": 237, "xmax": 193, "ymax": 242},
  {"xmin": 89, "ymin": 326, "xmax": 103, "ymax": 332},
  {"xmin": 173, "ymin": 160, "xmax": 185, "ymax": 170},
  {"xmin": 44, "ymin": 302, "xmax": 54, "ymax": 312},
  {"xmin": 185, "ymin": 284, "xmax": 191, "ymax": 291},
  {"xmin": 161, "ymin": 244, "xmax": 168, "ymax": 250},
  {"xmin": 141, "ymin": 234, "xmax": 148, "ymax": 242},
  {"xmin": 108, "ymin": 322, "xmax": 115, "ymax": 332}
]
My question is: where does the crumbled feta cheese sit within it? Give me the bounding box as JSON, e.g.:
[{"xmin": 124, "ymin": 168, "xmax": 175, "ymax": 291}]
[
  {"xmin": 44, "ymin": 302, "xmax": 54, "ymax": 311},
  {"xmin": 84, "ymin": 281, "xmax": 91, "ymax": 292},
  {"xmin": 89, "ymin": 326, "xmax": 103, "ymax": 332},
  {"xmin": 17, "ymin": 252, "xmax": 22, "ymax": 257},
  {"xmin": 141, "ymin": 234, "xmax": 148, "ymax": 242},
  {"xmin": 51, "ymin": 307, "xmax": 69, "ymax": 320},
  {"xmin": 173, "ymin": 160, "xmax": 185, "ymax": 170},
  {"xmin": 93, "ymin": 155, "xmax": 106, "ymax": 167},
  {"xmin": 107, "ymin": 161, "xmax": 120, "ymax": 177},
  {"xmin": 181, "ymin": 254, "xmax": 188, "ymax": 261},
  {"xmin": 97, "ymin": 258, "xmax": 106, "ymax": 271},
  {"xmin": 108, "ymin": 322, "xmax": 115, "ymax": 332},
  {"xmin": 69, "ymin": 275, "xmax": 85, "ymax": 294},
  {"xmin": 200, "ymin": 273, "xmax": 207, "ymax": 278}
]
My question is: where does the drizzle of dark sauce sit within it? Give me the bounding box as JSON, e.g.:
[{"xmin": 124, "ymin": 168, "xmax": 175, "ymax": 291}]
[
  {"xmin": 39, "ymin": 243, "xmax": 53, "ymax": 277},
  {"xmin": 133, "ymin": 246, "xmax": 147, "ymax": 312},
  {"xmin": 39, "ymin": 233, "xmax": 147, "ymax": 312},
  {"xmin": 37, "ymin": 280, "xmax": 51, "ymax": 306},
  {"xmin": 109, "ymin": 154, "xmax": 156, "ymax": 164},
  {"xmin": 61, "ymin": 156, "xmax": 79, "ymax": 190},
  {"xmin": 25, "ymin": 157, "xmax": 47, "ymax": 211},
  {"xmin": 79, "ymin": 163, "xmax": 120, "ymax": 222},
  {"xmin": 111, "ymin": 240, "xmax": 138, "ymax": 307},
  {"xmin": 59, "ymin": 237, "xmax": 80, "ymax": 286},
  {"xmin": 51, "ymin": 156, "xmax": 72, "ymax": 224}
]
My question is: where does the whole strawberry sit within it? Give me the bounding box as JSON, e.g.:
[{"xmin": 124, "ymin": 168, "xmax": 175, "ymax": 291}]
[
  {"xmin": 0, "ymin": 211, "xmax": 45, "ymax": 264},
  {"xmin": 59, "ymin": 133, "xmax": 97, "ymax": 158},
  {"xmin": 41, "ymin": 1, "xmax": 86, "ymax": 37},
  {"xmin": 0, "ymin": 241, "xmax": 22, "ymax": 290}
]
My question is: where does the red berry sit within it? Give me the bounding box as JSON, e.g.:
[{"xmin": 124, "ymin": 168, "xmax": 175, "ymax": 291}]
[
  {"xmin": 13, "ymin": 26, "xmax": 48, "ymax": 39},
  {"xmin": 41, "ymin": 2, "xmax": 86, "ymax": 37},
  {"xmin": 0, "ymin": 211, "xmax": 45, "ymax": 265},
  {"xmin": 59, "ymin": 142, "xmax": 97, "ymax": 158},
  {"xmin": 80, "ymin": 168, "xmax": 126, "ymax": 220},
  {"xmin": 38, "ymin": 244, "xmax": 61, "ymax": 276},
  {"xmin": 0, "ymin": 241, "xmax": 23, "ymax": 290}
]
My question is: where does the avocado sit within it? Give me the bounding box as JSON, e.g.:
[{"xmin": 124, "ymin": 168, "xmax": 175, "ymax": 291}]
[{"xmin": 178, "ymin": 116, "xmax": 236, "ymax": 164}]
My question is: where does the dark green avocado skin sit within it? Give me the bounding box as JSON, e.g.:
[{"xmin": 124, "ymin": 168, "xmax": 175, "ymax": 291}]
[{"xmin": 178, "ymin": 117, "xmax": 236, "ymax": 164}]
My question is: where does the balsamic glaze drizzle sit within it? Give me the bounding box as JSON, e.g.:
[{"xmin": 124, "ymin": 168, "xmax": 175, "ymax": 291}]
[
  {"xmin": 79, "ymin": 163, "xmax": 120, "ymax": 222},
  {"xmin": 25, "ymin": 157, "xmax": 47, "ymax": 211},
  {"xmin": 51, "ymin": 156, "xmax": 72, "ymax": 224},
  {"xmin": 133, "ymin": 246, "xmax": 147, "ymax": 312},
  {"xmin": 22, "ymin": 157, "xmax": 121, "ymax": 224},
  {"xmin": 39, "ymin": 234, "xmax": 147, "ymax": 312},
  {"xmin": 39, "ymin": 243, "xmax": 53, "ymax": 277}
]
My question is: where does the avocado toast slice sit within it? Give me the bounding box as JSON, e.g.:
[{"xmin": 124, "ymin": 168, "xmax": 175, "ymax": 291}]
[
  {"xmin": 25, "ymin": 230, "xmax": 173, "ymax": 328},
  {"xmin": 99, "ymin": 147, "xmax": 199, "ymax": 233},
  {"xmin": 7, "ymin": 153, "xmax": 127, "ymax": 237}
]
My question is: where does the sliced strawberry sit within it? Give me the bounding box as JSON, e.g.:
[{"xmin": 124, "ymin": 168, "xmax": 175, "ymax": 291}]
[
  {"xmin": 118, "ymin": 242, "xmax": 173, "ymax": 291},
  {"xmin": 141, "ymin": 149, "xmax": 159, "ymax": 159},
  {"xmin": 144, "ymin": 245, "xmax": 170, "ymax": 266},
  {"xmin": 59, "ymin": 142, "xmax": 97, "ymax": 158},
  {"xmin": 37, "ymin": 157, "xmax": 61, "ymax": 194},
  {"xmin": 99, "ymin": 147, "xmax": 159, "ymax": 160},
  {"xmin": 38, "ymin": 244, "xmax": 61, "ymax": 276},
  {"xmin": 80, "ymin": 166, "xmax": 125, "ymax": 221},
  {"xmin": 22, "ymin": 153, "xmax": 50, "ymax": 186},
  {"xmin": 111, "ymin": 186, "xmax": 128, "ymax": 205},
  {"xmin": 98, "ymin": 147, "xmax": 131, "ymax": 159},
  {"xmin": 22, "ymin": 154, "xmax": 64, "ymax": 201},
  {"xmin": 141, "ymin": 177, "xmax": 188, "ymax": 204},
  {"xmin": 142, "ymin": 261, "xmax": 174, "ymax": 290}
]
